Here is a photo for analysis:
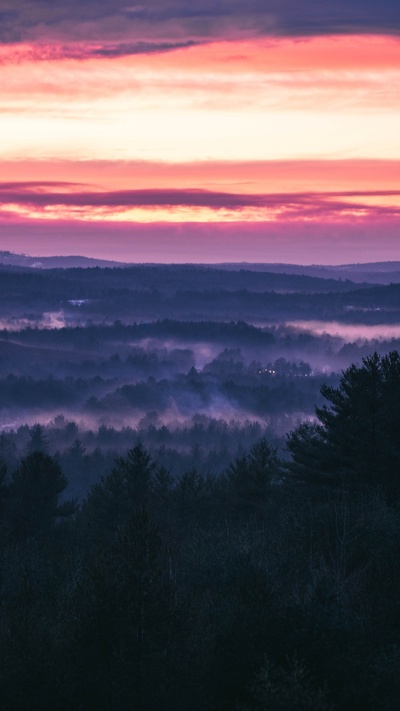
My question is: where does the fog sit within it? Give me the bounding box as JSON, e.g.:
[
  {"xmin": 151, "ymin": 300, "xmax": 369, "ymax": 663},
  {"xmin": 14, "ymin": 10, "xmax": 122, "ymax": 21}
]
[
  {"xmin": 287, "ymin": 320, "xmax": 400, "ymax": 341},
  {"xmin": 1, "ymin": 259, "xmax": 400, "ymax": 495}
]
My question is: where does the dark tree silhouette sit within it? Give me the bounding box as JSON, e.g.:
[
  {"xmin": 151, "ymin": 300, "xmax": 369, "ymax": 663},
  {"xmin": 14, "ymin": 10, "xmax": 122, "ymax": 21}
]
[
  {"xmin": 287, "ymin": 351, "xmax": 400, "ymax": 500},
  {"xmin": 27, "ymin": 424, "xmax": 49, "ymax": 454},
  {"xmin": 227, "ymin": 438, "xmax": 281, "ymax": 516},
  {"xmin": 82, "ymin": 444, "xmax": 156, "ymax": 535},
  {"xmin": 7, "ymin": 452, "xmax": 75, "ymax": 542},
  {"xmin": 0, "ymin": 458, "xmax": 7, "ymax": 534}
]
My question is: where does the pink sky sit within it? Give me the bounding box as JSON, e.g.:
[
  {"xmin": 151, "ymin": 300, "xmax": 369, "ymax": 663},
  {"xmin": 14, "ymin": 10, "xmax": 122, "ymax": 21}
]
[{"xmin": 1, "ymin": 33, "xmax": 400, "ymax": 263}]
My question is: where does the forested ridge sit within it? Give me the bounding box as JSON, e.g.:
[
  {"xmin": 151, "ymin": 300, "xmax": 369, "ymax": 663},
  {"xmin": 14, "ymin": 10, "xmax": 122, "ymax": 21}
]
[
  {"xmin": 1, "ymin": 353, "xmax": 400, "ymax": 709},
  {"xmin": 1, "ymin": 263, "xmax": 400, "ymax": 326}
]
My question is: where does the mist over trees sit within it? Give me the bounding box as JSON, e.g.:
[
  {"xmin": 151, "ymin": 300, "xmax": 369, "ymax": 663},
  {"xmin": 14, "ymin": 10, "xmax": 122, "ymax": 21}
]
[
  {"xmin": 1, "ymin": 260, "xmax": 400, "ymax": 708},
  {"xmin": 1, "ymin": 261, "xmax": 400, "ymax": 438}
]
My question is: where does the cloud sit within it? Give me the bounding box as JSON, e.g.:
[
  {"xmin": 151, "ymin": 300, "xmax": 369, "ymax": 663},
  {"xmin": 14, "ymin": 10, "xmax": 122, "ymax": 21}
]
[
  {"xmin": 87, "ymin": 39, "xmax": 198, "ymax": 57},
  {"xmin": 1, "ymin": 1, "xmax": 400, "ymax": 54},
  {"xmin": 0, "ymin": 181, "xmax": 84, "ymax": 190},
  {"xmin": 3, "ymin": 39, "xmax": 201, "ymax": 61},
  {"xmin": 1, "ymin": 182, "xmax": 400, "ymax": 221},
  {"xmin": 3, "ymin": 158, "xmax": 400, "ymax": 195}
]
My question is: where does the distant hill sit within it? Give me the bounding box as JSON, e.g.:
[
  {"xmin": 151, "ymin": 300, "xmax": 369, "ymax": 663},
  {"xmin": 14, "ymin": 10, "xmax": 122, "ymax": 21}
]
[
  {"xmin": 213, "ymin": 262, "xmax": 400, "ymax": 284},
  {"xmin": 1, "ymin": 251, "xmax": 400, "ymax": 284},
  {"xmin": 0, "ymin": 251, "xmax": 127, "ymax": 269}
]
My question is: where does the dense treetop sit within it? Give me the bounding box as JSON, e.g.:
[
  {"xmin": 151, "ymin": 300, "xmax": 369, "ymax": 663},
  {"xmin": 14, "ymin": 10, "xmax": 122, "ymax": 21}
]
[{"xmin": 0, "ymin": 352, "xmax": 400, "ymax": 709}]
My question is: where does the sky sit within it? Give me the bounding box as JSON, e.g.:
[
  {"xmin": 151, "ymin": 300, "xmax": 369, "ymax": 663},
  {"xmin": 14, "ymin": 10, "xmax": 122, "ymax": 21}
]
[{"xmin": 0, "ymin": 1, "xmax": 400, "ymax": 263}]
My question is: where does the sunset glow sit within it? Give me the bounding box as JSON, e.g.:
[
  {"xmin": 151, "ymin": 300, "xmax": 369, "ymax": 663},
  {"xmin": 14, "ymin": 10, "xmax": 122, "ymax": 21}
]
[{"xmin": 1, "ymin": 3, "xmax": 400, "ymax": 262}]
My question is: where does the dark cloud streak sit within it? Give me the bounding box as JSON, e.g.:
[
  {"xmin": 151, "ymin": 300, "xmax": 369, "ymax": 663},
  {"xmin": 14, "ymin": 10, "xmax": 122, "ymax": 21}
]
[
  {"xmin": 1, "ymin": 184, "xmax": 400, "ymax": 219},
  {"xmin": 88, "ymin": 39, "xmax": 198, "ymax": 58},
  {"xmin": 1, "ymin": 1, "xmax": 400, "ymax": 53}
]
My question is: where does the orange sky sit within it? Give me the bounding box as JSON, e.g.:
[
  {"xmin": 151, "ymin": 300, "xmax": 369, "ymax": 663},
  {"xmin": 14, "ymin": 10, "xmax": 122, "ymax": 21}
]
[{"xmin": 1, "ymin": 34, "xmax": 400, "ymax": 260}]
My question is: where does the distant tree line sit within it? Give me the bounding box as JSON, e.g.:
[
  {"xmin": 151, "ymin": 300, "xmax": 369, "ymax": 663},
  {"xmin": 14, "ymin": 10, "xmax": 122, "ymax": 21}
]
[{"xmin": 1, "ymin": 263, "xmax": 399, "ymax": 325}]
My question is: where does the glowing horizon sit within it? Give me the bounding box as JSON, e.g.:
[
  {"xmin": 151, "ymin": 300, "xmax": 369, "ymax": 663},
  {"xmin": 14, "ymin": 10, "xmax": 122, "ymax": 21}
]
[{"xmin": 1, "ymin": 9, "xmax": 400, "ymax": 262}]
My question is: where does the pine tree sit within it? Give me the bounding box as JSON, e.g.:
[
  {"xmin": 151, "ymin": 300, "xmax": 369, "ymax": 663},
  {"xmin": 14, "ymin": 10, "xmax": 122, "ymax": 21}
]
[
  {"xmin": 7, "ymin": 452, "xmax": 75, "ymax": 542},
  {"xmin": 227, "ymin": 438, "xmax": 281, "ymax": 516},
  {"xmin": 82, "ymin": 444, "xmax": 156, "ymax": 535},
  {"xmin": 287, "ymin": 352, "xmax": 400, "ymax": 501}
]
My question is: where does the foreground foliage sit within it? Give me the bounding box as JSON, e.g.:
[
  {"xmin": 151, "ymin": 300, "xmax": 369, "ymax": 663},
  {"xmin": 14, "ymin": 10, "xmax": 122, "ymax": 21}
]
[
  {"xmin": 0, "ymin": 354, "xmax": 400, "ymax": 709},
  {"xmin": 287, "ymin": 351, "xmax": 400, "ymax": 500}
]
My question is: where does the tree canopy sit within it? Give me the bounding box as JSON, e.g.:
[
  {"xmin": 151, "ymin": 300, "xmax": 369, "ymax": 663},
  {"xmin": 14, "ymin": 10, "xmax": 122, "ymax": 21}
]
[{"xmin": 287, "ymin": 351, "xmax": 400, "ymax": 501}]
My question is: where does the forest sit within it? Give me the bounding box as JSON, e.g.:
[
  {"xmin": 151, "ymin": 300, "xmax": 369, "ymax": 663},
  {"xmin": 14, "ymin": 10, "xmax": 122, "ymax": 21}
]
[
  {"xmin": 0, "ymin": 352, "xmax": 400, "ymax": 709},
  {"xmin": 1, "ymin": 258, "xmax": 400, "ymax": 709}
]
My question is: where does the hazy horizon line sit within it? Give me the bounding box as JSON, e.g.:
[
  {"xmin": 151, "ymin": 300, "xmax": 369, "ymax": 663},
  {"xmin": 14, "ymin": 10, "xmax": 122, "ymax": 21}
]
[{"xmin": 1, "ymin": 250, "xmax": 400, "ymax": 270}]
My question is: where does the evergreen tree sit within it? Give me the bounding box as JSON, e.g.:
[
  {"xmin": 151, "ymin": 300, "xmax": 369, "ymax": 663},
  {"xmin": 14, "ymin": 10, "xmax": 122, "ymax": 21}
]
[
  {"xmin": 71, "ymin": 508, "xmax": 173, "ymax": 711},
  {"xmin": 287, "ymin": 351, "xmax": 400, "ymax": 500},
  {"xmin": 227, "ymin": 438, "xmax": 281, "ymax": 517},
  {"xmin": 27, "ymin": 424, "xmax": 49, "ymax": 454},
  {"xmin": 0, "ymin": 458, "xmax": 8, "ymax": 541},
  {"xmin": 7, "ymin": 452, "xmax": 75, "ymax": 542},
  {"xmin": 82, "ymin": 444, "xmax": 156, "ymax": 535}
]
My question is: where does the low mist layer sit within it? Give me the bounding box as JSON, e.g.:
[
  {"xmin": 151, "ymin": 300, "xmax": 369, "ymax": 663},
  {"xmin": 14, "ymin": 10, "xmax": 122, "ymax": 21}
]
[{"xmin": 1, "ymin": 261, "xmax": 400, "ymax": 476}]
